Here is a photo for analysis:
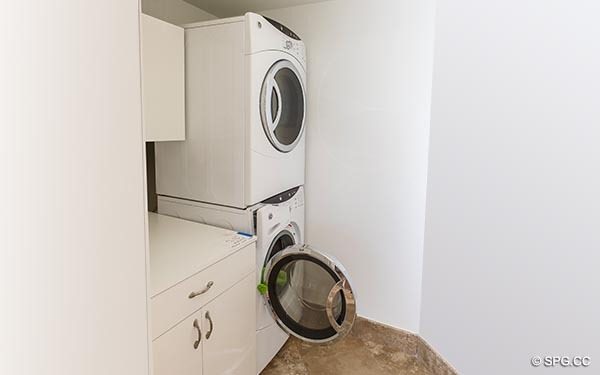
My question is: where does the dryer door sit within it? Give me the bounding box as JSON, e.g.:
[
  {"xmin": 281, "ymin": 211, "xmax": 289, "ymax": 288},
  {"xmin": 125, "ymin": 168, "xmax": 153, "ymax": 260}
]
[
  {"xmin": 263, "ymin": 244, "xmax": 356, "ymax": 344},
  {"xmin": 260, "ymin": 59, "xmax": 306, "ymax": 153}
]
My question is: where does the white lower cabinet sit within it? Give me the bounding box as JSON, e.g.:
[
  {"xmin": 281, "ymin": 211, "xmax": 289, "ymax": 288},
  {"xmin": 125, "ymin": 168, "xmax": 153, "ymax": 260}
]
[
  {"xmin": 153, "ymin": 311, "xmax": 204, "ymax": 375},
  {"xmin": 153, "ymin": 274, "xmax": 256, "ymax": 375},
  {"xmin": 202, "ymin": 274, "xmax": 256, "ymax": 375},
  {"xmin": 149, "ymin": 213, "xmax": 257, "ymax": 375}
]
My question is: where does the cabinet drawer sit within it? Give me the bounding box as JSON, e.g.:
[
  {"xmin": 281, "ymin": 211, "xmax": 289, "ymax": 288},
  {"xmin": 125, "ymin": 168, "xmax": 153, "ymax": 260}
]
[{"xmin": 151, "ymin": 244, "xmax": 255, "ymax": 339}]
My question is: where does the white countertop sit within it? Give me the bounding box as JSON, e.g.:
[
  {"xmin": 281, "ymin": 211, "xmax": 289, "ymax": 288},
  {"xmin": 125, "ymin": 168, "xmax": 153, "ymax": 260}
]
[{"xmin": 148, "ymin": 212, "xmax": 256, "ymax": 297}]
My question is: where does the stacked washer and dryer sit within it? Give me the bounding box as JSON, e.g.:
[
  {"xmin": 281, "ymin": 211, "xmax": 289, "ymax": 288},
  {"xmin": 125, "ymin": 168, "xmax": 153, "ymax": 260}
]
[{"xmin": 155, "ymin": 13, "xmax": 356, "ymax": 373}]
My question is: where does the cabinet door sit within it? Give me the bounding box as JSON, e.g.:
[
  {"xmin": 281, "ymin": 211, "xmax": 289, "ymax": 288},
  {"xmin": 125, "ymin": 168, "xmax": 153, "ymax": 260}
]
[
  {"xmin": 141, "ymin": 14, "xmax": 185, "ymax": 142},
  {"xmin": 153, "ymin": 311, "xmax": 204, "ymax": 375},
  {"xmin": 202, "ymin": 273, "xmax": 256, "ymax": 375}
]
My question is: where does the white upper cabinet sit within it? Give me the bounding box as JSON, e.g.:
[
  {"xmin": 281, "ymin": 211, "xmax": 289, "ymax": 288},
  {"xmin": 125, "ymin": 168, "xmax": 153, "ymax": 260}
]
[{"xmin": 141, "ymin": 14, "xmax": 185, "ymax": 142}]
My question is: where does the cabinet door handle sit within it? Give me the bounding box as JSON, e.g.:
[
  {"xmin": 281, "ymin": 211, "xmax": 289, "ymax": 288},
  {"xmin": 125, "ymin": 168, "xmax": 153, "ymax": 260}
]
[
  {"xmin": 188, "ymin": 281, "xmax": 214, "ymax": 299},
  {"xmin": 205, "ymin": 311, "xmax": 213, "ymax": 340},
  {"xmin": 193, "ymin": 319, "xmax": 201, "ymax": 349}
]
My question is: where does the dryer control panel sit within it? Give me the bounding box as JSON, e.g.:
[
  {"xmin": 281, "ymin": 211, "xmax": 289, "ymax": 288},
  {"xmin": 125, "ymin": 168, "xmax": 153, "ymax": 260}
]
[
  {"xmin": 264, "ymin": 16, "xmax": 300, "ymax": 40},
  {"xmin": 245, "ymin": 13, "xmax": 306, "ymax": 68},
  {"xmin": 281, "ymin": 38, "xmax": 306, "ymax": 67},
  {"xmin": 262, "ymin": 16, "xmax": 306, "ymax": 65}
]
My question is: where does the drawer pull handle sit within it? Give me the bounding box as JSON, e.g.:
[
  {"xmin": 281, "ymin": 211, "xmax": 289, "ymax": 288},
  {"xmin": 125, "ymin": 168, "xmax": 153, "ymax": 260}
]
[
  {"xmin": 205, "ymin": 311, "xmax": 213, "ymax": 340},
  {"xmin": 188, "ymin": 281, "xmax": 214, "ymax": 299},
  {"xmin": 193, "ymin": 319, "xmax": 201, "ymax": 349}
]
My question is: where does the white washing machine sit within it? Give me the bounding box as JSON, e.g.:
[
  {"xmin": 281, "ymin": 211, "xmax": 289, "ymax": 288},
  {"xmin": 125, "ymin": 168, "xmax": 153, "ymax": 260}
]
[
  {"xmin": 155, "ymin": 13, "xmax": 306, "ymax": 209},
  {"xmin": 157, "ymin": 187, "xmax": 356, "ymax": 374}
]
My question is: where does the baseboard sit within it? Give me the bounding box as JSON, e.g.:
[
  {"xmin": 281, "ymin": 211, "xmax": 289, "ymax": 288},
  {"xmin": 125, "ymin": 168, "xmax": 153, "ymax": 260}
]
[
  {"xmin": 356, "ymin": 316, "xmax": 459, "ymax": 375},
  {"xmin": 416, "ymin": 334, "xmax": 460, "ymax": 375}
]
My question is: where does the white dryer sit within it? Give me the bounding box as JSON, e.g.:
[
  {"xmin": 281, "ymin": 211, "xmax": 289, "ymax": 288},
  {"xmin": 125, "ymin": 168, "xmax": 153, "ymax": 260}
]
[
  {"xmin": 155, "ymin": 13, "xmax": 306, "ymax": 209},
  {"xmin": 157, "ymin": 187, "xmax": 356, "ymax": 374}
]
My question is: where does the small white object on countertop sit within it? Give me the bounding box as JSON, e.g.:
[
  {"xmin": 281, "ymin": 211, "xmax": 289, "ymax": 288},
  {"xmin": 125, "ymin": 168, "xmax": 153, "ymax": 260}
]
[{"xmin": 148, "ymin": 212, "xmax": 256, "ymax": 297}]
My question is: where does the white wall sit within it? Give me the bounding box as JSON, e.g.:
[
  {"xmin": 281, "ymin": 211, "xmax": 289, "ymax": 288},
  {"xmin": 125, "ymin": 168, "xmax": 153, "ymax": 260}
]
[
  {"xmin": 264, "ymin": 0, "xmax": 436, "ymax": 332},
  {"xmin": 142, "ymin": 0, "xmax": 216, "ymax": 25},
  {"xmin": 0, "ymin": 1, "xmax": 150, "ymax": 374},
  {"xmin": 420, "ymin": 1, "xmax": 600, "ymax": 373}
]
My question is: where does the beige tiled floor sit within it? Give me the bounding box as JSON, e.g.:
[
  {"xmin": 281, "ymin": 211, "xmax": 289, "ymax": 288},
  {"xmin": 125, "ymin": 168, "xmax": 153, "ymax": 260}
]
[{"xmin": 261, "ymin": 334, "xmax": 433, "ymax": 375}]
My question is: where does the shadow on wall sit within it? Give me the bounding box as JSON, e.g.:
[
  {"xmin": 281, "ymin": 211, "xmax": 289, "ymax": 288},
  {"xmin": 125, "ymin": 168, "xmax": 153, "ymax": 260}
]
[{"xmin": 146, "ymin": 143, "xmax": 157, "ymax": 212}]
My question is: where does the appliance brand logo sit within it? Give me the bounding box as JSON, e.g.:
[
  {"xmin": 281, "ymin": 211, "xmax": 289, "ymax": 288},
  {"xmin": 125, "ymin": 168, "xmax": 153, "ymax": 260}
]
[{"xmin": 284, "ymin": 40, "xmax": 293, "ymax": 50}]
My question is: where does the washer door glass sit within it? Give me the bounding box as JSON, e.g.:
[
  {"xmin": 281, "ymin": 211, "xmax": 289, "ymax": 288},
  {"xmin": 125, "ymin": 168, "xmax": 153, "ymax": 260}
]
[
  {"xmin": 260, "ymin": 60, "xmax": 305, "ymax": 153},
  {"xmin": 264, "ymin": 245, "xmax": 356, "ymax": 344}
]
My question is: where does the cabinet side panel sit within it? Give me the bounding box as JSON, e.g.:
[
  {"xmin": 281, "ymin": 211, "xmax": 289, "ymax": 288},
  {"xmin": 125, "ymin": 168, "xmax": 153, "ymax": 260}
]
[
  {"xmin": 155, "ymin": 21, "xmax": 245, "ymax": 207},
  {"xmin": 0, "ymin": 1, "xmax": 150, "ymax": 374}
]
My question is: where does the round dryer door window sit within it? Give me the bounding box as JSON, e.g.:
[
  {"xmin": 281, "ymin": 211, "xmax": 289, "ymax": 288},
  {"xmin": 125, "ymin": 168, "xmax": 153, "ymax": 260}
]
[
  {"xmin": 260, "ymin": 60, "xmax": 306, "ymax": 153},
  {"xmin": 264, "ymin": 244, "xmax": 356, "ymax": 344}
]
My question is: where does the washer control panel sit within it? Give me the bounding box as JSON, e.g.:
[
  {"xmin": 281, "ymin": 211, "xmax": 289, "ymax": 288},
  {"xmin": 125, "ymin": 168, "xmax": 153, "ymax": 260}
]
[{"xmin": 293, "ymin": 192, "xmax": 304, "ymax": 209}]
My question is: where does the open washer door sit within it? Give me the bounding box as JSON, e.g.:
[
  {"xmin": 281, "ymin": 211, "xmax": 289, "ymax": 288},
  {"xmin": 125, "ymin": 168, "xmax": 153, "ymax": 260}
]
[{"xmin": 263, "ymin": 244, "xmax": 356, "ymax": 344}]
